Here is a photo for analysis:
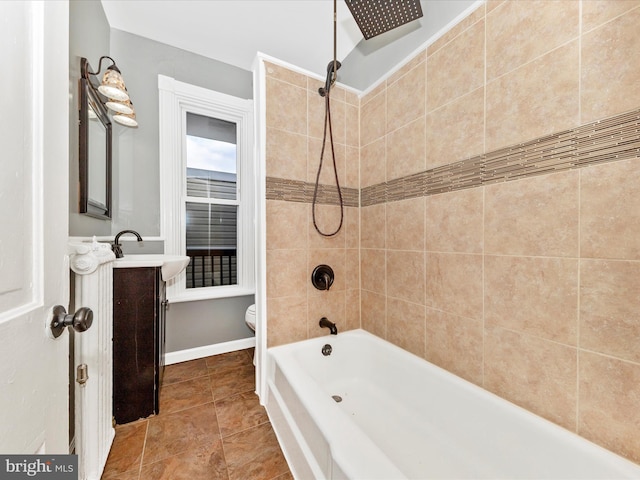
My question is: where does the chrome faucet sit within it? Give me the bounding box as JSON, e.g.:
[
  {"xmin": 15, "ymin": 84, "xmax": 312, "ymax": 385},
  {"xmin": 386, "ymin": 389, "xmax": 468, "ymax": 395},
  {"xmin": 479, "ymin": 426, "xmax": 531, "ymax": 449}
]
[
  {"xmin": 112, "ymin": 230, "xmax": 143, "ymax": 258},
  {"xmin": 319, "ymin": 317, "xmax": 338, "ymax": 335}
]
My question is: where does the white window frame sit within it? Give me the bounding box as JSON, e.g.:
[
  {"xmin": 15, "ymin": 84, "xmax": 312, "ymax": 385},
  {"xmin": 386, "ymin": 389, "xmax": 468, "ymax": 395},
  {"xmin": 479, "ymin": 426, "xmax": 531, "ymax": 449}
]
[{"xmin": 158, "ymin": 75, "xmax": 254, "ymax": 302}]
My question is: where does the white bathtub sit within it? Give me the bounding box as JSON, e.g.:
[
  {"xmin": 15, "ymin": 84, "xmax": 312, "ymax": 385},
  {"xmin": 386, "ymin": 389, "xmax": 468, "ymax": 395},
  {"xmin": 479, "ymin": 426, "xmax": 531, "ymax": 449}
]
[{"xmin": 265, "ymin": 329, "xmax": 640, "ymax": 479}]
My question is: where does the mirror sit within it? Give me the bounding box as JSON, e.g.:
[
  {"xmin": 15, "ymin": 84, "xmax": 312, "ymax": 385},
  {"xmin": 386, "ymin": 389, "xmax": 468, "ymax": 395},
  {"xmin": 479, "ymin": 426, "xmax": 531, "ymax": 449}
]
[{"xmin": 79, "ymin": 58, "xmax": 112, "ymax": 219}]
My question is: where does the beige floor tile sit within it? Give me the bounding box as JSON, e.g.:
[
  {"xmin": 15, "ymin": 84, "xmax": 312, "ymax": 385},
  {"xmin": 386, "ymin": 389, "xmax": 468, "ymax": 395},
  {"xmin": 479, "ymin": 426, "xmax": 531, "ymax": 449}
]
[
  {"xmin": 216, "ymin": 391, "xmax": 269, "ymax": 438},
  {"xmin": 143, "ymin": 403, "xmax": 220, "ymax": 466},
  {"xmin": 102, "ymin": 420, "xmax": 147, "ymax": 478},
  {"xmin": 205, "ymin": 349, "xmax": 252, "ymax": 371},
  {"xmin": 139, "ymin": 441, "xmax": 228, "ymax": 480},
  {"xmin": 163, "ymin": 359, "xmax": 208, "ymax": 386},
  {"xmin": 104, "ymin": 350, "xmax": 291, "ymax": 480},
  {"xmin": 159, "ymin": 377, "xmax": 214, "ymax": 415},
  {"xmin": 102, "ymin": 467, "xmax": 140, "ymax": 480},
  {"xmin": 209, "ymin": 364, "xmax": 255, "ymax": 400},
  {"xmin": 223, "ymin": 423, "xmax": 289, "ymax": 480}
]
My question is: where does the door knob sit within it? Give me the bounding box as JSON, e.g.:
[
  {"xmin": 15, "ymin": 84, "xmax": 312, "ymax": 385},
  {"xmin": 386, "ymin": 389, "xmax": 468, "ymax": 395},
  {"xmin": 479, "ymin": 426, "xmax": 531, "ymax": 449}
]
[{"xmin": 50, "ymin": 305, "xmax": 94, "ymax": 338}]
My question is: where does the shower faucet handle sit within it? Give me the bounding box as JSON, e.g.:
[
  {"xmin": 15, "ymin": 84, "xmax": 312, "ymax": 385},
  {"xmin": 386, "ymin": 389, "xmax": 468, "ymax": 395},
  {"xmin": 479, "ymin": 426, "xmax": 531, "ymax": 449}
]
[{"xmin": 312, "ymin": 265, "xmax": 334, "ymax": 290}]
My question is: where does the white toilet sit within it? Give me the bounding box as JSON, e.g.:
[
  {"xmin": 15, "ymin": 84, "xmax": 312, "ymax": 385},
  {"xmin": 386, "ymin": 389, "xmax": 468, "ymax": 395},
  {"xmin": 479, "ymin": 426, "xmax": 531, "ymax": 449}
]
[
  {"xmin": 245, "ymin": 304, "xmax": 256, "ymax": 332},
  {"xmin": 245, "ymin": 304, "xmax": 256, "ymax": 364}
]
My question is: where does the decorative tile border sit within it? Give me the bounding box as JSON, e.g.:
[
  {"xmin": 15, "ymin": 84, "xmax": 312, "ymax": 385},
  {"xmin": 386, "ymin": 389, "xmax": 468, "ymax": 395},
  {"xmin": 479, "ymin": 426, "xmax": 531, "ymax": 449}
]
[
  {"xmin": 267, "ymin": 108, "xmax": 640, "ymax": 208},
  {"xmin": 363, "ymin": 108, "xmax": 640, "ymax": 206},
  {"xmin": 266, "ymin": 177, "xmax": 360, "ymax": 207}
]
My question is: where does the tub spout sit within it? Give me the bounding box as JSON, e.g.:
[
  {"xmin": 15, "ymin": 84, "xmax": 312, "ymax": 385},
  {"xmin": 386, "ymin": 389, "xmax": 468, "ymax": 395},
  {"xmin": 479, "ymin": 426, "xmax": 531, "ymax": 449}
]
[{"xmin": 319, "ymin": 317, "xmax": 338, "ymax": 335}]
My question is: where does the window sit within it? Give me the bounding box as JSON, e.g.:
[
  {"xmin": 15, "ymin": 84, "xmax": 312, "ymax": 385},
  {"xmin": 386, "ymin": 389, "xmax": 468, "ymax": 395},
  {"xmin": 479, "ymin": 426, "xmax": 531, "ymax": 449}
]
[
  {"xmin": 185, "ymin": 114, "xmax": 238, "ymax": 289},
  {"xmin": 159, "ymin": 76, "xmax": 254, "ymax": 301}
]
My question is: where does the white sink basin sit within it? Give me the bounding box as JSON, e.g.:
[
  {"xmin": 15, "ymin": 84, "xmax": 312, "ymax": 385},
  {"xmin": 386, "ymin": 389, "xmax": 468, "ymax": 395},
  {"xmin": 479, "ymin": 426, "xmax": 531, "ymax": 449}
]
[{"xmin": 113, "ymin": 254, "xmax": 190, "ymax": 281}]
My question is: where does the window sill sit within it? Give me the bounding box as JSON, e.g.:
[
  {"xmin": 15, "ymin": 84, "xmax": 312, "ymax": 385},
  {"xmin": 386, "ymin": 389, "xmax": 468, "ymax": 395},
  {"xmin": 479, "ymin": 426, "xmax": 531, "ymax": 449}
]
[{"xmin": 167, "ymin": 286, "xmax": 255, "ymax": 303}]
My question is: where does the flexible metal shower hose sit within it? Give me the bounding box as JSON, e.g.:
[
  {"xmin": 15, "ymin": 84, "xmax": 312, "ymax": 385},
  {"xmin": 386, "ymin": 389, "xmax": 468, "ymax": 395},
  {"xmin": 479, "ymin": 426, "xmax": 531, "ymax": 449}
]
[
  {"xmin": 312, "ymin": 0, "xmax": 344, "ymax": 237},
  {"xmin": 312, "ymin": 87, "xmax": 344, "ymax": 237}
]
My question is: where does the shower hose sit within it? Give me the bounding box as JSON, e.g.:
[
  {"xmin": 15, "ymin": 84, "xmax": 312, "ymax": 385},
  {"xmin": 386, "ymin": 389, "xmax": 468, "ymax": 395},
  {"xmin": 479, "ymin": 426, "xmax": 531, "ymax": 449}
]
[{"xmin": 312, "ymin": 86, "xmax": 344, "ymax": 237}]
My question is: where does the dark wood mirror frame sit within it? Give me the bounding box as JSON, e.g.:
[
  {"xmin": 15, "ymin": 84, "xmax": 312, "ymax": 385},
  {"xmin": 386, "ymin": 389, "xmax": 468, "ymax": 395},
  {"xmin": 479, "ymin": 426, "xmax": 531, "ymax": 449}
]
[{"xmin": 79, "ymin": 57, "xmax": 112, "ymax": 219}]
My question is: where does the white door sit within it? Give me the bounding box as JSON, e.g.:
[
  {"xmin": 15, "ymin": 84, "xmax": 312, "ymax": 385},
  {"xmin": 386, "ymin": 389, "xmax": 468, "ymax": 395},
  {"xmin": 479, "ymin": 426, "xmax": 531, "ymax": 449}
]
[{"xmin": 0, "ymin": 0, "xmax": 70, "ymax": 454}]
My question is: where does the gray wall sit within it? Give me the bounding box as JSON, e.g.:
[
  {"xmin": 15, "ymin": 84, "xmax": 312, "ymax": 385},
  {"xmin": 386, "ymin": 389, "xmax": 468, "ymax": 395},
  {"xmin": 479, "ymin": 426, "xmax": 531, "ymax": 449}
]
[
  {"xmin": 69, "ymin": 3, "xmax": 255, "ymax": 353},
  {"xmin": 69, "ymin": 0, "xmax": 112, "ymax": 236},
  {"xmin": 108, "ymin": 30, "xmax": 255, "ymax": 353},
  {"xmin": 166, "ymin": 296, "xmax": 255, "ymax": 353},
  {"xmin": 108, "ymin": 29, "xmax": 253, "ymax": 237},
  {"xmin": 340, "ymin": 0, "xmax": 476, "ymax": 91},
  {"xmin": 69, "ymin": 24, "xmax": 253, "ymax": 238}
]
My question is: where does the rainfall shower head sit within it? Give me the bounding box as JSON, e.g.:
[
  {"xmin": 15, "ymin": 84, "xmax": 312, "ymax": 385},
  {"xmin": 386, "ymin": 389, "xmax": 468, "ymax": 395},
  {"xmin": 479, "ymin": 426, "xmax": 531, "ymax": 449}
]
[{"xmin": 345, "ymin": 0, "xmax": 424, "ymax": 40}]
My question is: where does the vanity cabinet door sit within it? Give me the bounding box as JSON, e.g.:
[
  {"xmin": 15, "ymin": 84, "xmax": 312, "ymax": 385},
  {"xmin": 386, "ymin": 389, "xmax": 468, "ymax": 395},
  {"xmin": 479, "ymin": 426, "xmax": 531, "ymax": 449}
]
[{"xmin": 113, "ymin": 267, "xmax": 164, "ymax": 424}]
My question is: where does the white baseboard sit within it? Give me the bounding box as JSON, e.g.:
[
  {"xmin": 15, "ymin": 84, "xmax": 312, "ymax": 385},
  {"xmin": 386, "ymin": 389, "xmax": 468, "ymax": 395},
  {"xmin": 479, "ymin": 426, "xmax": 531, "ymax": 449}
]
[{"xmin": 165, "ymin": 336, "xmax": 256, "ymax": 365}]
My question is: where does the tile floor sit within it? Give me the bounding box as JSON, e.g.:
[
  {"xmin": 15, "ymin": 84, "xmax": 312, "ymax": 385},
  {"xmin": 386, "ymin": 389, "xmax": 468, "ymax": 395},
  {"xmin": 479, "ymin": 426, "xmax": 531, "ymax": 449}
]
[{"xmin": 101, "ymin": 348, "xmax": 292, "ymax": 480}]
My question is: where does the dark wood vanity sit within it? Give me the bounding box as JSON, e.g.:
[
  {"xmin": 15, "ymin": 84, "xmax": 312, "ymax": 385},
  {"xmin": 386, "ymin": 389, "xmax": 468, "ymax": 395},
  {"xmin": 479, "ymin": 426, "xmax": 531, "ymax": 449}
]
[{"xmin": 112, "ymin": 267, "xmax": 166, "ymax": 424}]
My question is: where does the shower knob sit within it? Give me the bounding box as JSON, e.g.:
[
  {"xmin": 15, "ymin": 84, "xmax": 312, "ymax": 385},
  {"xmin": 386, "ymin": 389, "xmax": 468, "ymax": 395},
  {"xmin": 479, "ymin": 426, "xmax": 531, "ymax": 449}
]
[
  {"xmin": 312, "ymin": 265, "xmax": 334, "ymax": 291},
  {"xmin": 50, "ymin": 305, "xmax": 94, "ymax": 338}
]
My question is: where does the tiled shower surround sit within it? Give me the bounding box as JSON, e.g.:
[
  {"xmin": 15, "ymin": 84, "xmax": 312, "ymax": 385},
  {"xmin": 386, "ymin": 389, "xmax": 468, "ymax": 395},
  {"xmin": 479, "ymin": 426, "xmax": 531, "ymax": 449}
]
[{"xmin": 264, "ymin": 0, "xmax": 640, "ymax": 465}]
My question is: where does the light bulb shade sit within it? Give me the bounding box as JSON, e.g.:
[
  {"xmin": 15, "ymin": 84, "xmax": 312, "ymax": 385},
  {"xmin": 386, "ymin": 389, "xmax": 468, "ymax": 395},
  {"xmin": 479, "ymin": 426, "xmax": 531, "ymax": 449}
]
[
  {"xmin": 98, "ymin": 67, "xmax": 129, "ymax": 101},
  {"xmin": 105, "ymin": 98, "xmax": 135, "ymax": 115},
  {"xmin": 113, "ymin": 111, "xmax": 138, "ymax": 127}
]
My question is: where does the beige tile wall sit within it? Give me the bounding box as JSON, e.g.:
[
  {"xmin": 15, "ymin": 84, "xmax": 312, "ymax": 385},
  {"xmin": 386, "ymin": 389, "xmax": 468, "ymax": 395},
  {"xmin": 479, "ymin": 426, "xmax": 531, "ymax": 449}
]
[
  {"xmin": 264, "ymin": 0, "xmax": 640, "ymax": 465},
  {"xmin": 358, "ymin": 0, "xmax": 640, "ymax": 464},
  {"xmin": 265, "ymin": 62, "xmax": 360, "ymax": 348}
]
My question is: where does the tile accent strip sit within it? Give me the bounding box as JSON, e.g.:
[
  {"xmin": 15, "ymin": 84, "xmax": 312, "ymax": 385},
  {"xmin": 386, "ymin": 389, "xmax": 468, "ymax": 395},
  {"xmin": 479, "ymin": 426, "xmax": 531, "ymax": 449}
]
[
  {"xmin": 266, "ymin": 177, "xmax": 360, "ymax": 207},
  {"xmin": 266, "ymin": 108, "xmax": 639, "ymax": 207},
  {"xmin": 362, "ymin": 108, "xmax": 640, "ymax": 206}
]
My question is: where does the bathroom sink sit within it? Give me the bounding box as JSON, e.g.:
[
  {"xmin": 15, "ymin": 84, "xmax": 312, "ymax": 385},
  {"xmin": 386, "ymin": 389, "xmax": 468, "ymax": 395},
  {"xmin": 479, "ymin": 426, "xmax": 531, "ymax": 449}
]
[{"xmin": 113, "ymin": 254, "xmax": 190, "ymax": 281}]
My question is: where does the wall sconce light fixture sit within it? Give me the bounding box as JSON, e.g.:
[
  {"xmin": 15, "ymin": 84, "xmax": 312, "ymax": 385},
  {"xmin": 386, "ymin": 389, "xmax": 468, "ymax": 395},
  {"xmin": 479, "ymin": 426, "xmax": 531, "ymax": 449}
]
[
  {"xmin": 113, "ymin": 109, "xmax": 138, "ymax": 127},
  {"xmin": 82, "ymin": 56, "xmax": 138, "ymax": 127}
]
